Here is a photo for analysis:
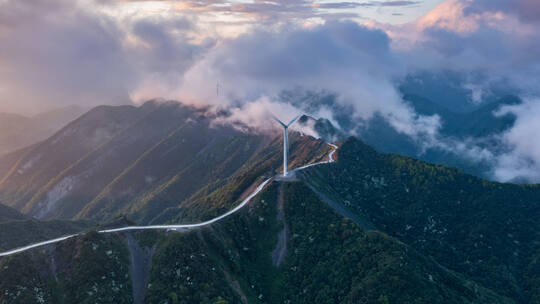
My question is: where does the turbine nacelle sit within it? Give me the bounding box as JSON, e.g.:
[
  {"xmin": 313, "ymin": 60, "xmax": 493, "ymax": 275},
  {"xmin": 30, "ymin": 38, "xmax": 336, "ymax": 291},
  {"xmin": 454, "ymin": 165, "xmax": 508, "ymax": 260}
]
[
  {"xmin": 273, "ymin": 115, "xmax": 300, "ymax": 129},
  {"xmin": 273, "ymin": 115, "xmax": 300, "ymax": 177}
]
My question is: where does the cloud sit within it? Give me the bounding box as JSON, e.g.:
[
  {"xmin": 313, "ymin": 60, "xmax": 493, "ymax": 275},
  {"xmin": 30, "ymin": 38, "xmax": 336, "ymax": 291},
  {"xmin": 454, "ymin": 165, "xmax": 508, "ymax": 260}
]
[
  {"xmin": 405, "ymin": 1, "xmax": 540, "ymax": 182},
  {"xmin": 492, "ymin": 99, "xmax": 540, "ymax": 182},
  {"xmin": 211, "ymin": 96, "xmax": 304, "ymax": 133},
  {"xmin": 377, "ymin": 0, "xmax": 540, "ymax": 103},
  {"xmin": 358, "ymin": 0, "xmax": 540, "ymax": 182},
  {"xmin": 180, "ymin": 20, "xmax": 401, "ymax": 108},
  {"xmin": 0, "ymin": 0, "xmax": 134, "ymax": 113},
  {"xmin": 126, "ymin": 16, "xmax": 211, "ymax": 101},
  {"xmin": 0, "ymin": 0, "xmax": 206, "ymax": 114},
  {"xmin": 3, "ymin": 0, "xmax": 540, "ymax": 183},
  {"xmin": 392, "ymin": 0, "xmax": 540, "ymax": 87},
  {"xmin": 176, "ymin": 20, "xmax": 442, "ymax": 140},
  {"xmin": 465, "ymin": 0, "xmax": 540, "ymax": 23}
]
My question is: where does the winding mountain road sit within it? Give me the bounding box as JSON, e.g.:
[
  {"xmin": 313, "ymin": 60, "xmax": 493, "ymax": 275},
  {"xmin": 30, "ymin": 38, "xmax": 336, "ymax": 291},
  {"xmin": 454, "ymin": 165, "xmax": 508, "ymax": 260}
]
[{"xmin": 0, "ymin": 143, "xmax": 338, "ymax": 257}]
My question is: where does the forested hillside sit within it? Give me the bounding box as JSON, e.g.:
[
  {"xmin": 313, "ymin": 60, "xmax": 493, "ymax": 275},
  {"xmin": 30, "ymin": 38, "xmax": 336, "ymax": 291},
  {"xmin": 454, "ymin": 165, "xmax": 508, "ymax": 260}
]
[
  {"xmin": 287, "ymin": 90, "xmax": 521, "ymax": 179},
  {"xmin": 0, "ymin": 114, "xmax": 538, "ymax": 303},
  {"xmin": 0, "ymin": 181, "xmax": 515, "ymax": 304},
  {"xmin": 0, "ymin": 101, "xmax": 330, "ymax": 225},
  {"xmin": 0, "ymin": 203, "xmax": 26, "ymax": 222},
  {"xmin": 0, "ymin": 202, "xmax": 92, "ymax": 251},
  {"xmin": 301, "ymin": 137, "xmax": 540, "ymax": 303}
]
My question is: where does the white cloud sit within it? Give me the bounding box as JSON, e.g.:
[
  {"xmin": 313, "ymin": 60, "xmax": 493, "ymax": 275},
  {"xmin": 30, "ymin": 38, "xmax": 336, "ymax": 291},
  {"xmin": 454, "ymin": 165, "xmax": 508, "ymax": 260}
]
[
  {"xmin": 176, "ymin": 21, "xmax": 442, "ymax": 143},
  {"xmin": 211, "ymin": 96, "xmax": 303, "ymax": 133},
  {"xmin": 3, "ymin": 0, "xmax": 540, "ymax": 183},
  {"xmin": 492, "ymin": 99, "xmax": 540, "ymax": 181},
  {"xmin": 0, "ymin": 0, "xmax": 207, "ymax": 114}
]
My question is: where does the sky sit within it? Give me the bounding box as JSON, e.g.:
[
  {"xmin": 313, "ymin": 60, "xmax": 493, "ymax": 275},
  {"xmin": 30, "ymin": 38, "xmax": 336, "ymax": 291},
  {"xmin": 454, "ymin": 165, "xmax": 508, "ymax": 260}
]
[
  {"xmin": 98, "ymin": 0, "xmax": 446, "ymax": 26},
  {"xmin": 1, "ymin": 0, "xmax": 540, "ymax": 183},
  {"xmin": 0, "ymin": 0, "xmax": 444, "ymax": 115}
]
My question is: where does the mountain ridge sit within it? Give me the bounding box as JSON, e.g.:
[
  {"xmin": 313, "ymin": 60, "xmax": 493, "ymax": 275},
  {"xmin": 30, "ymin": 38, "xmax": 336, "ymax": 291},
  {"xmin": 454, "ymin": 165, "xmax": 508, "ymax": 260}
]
[
  {"xmin": 0, "ymin": 102, "xmax": 538, "ymax": 303},
  {"xmin": 0, "ymin": 101, "xmax": 330, "ymax": 226}
]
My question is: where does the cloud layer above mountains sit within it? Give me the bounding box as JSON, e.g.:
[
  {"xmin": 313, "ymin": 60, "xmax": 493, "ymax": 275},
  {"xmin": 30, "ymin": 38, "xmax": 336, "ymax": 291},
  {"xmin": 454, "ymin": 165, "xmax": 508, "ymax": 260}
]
[
  {"xmin": 0, "ymin": 0, "xmax": 209, "ymax": 114},
  {"xmin": 1, "ymin": 0, "xmax": 540, "ymax": 182}
]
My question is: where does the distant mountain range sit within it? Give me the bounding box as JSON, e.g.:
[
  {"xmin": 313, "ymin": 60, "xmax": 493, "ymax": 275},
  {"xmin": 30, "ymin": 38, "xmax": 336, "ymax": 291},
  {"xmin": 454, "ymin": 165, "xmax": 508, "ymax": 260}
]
[
  {"xmin": 286, "ymin": 86, "xmax": 521, "ymax": 179},
  {"xmin": 0, "ymin": 105, "xmax": 88, "ymax": 156}
]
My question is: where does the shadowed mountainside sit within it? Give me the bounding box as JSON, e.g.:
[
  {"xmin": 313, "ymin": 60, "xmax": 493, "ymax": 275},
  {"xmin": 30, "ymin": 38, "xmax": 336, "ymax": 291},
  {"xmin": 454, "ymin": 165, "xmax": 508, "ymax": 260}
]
[
  {"xmin": 0, "ymin": 101, "xmax": 330, "ymax": 226},
  {"xmin": 301, "ymin": 137, "xmax": 540, "ymax": 303},
  {"xmin": 0, "ymin": 181, "xmax": 516, "ymax": 304},
  {"xmin": 0, "ymin": 103, "xmax": 538, "ymax": 303}
]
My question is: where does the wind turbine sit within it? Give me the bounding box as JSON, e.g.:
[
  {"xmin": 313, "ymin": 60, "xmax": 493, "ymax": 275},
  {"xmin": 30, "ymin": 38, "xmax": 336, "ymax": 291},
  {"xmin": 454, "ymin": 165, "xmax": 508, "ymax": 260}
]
[{"xmin": 274, "ymin": 115, "xmax": 300, "ymax": 177}]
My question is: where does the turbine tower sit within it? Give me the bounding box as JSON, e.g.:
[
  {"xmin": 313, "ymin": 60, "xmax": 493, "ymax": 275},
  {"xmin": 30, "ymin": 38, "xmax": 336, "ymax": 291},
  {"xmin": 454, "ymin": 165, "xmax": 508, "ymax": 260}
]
[{"xmin": 274, "ymin": 115, "xmax": 300, "ymax": 177}]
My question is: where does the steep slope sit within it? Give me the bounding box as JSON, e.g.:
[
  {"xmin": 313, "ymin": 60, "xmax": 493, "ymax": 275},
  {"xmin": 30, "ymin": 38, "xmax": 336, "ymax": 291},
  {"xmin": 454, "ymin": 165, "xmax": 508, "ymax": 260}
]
[
  {"xmin": 0, "ymin": 202, "xmax": 92, "ymax": 251},
  {"xmin": 21, "ymin": 101, "xmax": 205, "ymax": 219},
  {"xmin": 75, "ymin": 116, "xmax": 268, "ymax": 224},
  {"xmin": 301, "ymin": 137, "xmax": 540, "ymax": 303},
  {"xmin": 0, "ymin": 101, "xmax": 330, "ymax": 225},
  {"xmin": 0, "ymin": 180, "xmax": 513, "ymax": 304},
  {"xmin": 0, "ymin": 231, "xmax": 132, "ymax": 303},
  {"xmin": 0, "ymin": 104, "xmax": 148, "ymax": 212},
  {"xmin": 150, "ymin": 132, "xmax": 330, "ymax": 225},
  {"xmin": 0, "ymin": 202, "xmax": 26, "ymax": 222},
  {"xmin": 0, "ymin": 102, "xmax": 536, "ymax": 303},
  {"xmin": 0, "ymin": 219, "xmax": 92, "ymax": 251},
  {"xmin": 0, "ymin": 145, "xmax": 34, "ymax": 182}
]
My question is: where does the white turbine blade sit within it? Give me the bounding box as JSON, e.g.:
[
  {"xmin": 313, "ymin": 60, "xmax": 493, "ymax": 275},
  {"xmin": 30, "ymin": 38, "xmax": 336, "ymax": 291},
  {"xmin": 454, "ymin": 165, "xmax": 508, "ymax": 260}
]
[
  {"xmin": 287, "ymin": 115, "xmax": 301, "ymax": 127},
  {"xmin": 272, "ymin": 115, "xmax": 287, "ymax": 128}
]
